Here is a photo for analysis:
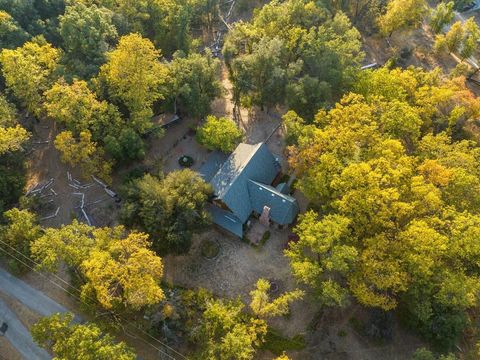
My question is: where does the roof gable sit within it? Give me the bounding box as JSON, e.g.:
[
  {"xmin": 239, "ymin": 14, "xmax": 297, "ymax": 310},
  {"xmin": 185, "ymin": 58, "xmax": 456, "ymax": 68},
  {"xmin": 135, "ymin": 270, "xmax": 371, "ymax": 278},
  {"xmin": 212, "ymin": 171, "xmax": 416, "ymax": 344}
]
[
  {"xmin": 210, "ymin": 143, "xmax": 280, "ymax": 222},
  {"xmin": 247, "ymin": 180, "xmax": 299, "ymax": 225}
]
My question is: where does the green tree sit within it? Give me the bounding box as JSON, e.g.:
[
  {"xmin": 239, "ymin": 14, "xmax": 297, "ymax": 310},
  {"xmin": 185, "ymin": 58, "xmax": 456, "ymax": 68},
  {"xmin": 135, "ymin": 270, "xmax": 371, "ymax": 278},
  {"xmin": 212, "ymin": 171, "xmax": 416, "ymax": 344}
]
[
  {"xmin": 148, "ymin": 0, "xmax": 195, "ymax": 55},
  {"xmin": 249, "ymin": 279, "xmax": 303, "ymax": 318},
  {"xmin": 434, "ymin": 18, "xmax": 480, "ymax": 59},
  {"xmin": 0, "ymin": 208, "xmax": 41, "ymax": 272},
  {"xmin": 378, "ymin": 0, "xmax": 428, "ymax": 37},
  {"xmin": 195, "ymin": 298, "xmax": 267, "ymax": 360},
  {"xmin": 434, "ymin": 21, "xmax": 464, "ymax": 55},
  {"xmin": 0, "ymin": 39, "xmax": 60, "ymax": 117},
  {"xmin": 0, "ymin": 10, "xmax": 29, "ymax": 48},
  {"xmin": 196, "ymin": 115, "xmax": 243, "ymax": 153},
  {"xmin": 0, "ymin": 94, "xmax": 27, "ymax": 155},
  {"xmin": 120, "ymin": 170, "xmax": 213, "ymax": 255},
  {"xmin": 0, "ymin": 151, "xmax": 26, "ymax": 217},
  {"xmin": 59, "ymin": 2, "xmax": 117, "ymax": 77},
  {"xmin": 44, "ymin": 79, "xmax": 122, "ymax": 139},
  {"xmin": 460, "ymin": 17, "xmax": 480, "ymax": 59},
  {"xmin": 31, "ymin": 220, "xmax": 94, "ymax": 272},
  {"xmin": 32, "ymin": 313, "xmax": 136, "ymax": 360},
  {"xmin": 44, "ymin": 79, "xmax": 145, "ymax": 162},
  {"xmin": 99, "ymin": 33, "xmax": 169, "ymax": 133},
  {"xmin": 0, "ymin": 126, "xmax": 29, "ymax": 155},
  {"xmin": 322, "ymin": 0, "xmax": 383, "ymax": 30},
  {"xmin": 223, "ymin": 1, "xmax": 363, "ymax": 117},
  {"xmin": 168, "ymin": 51, "xmax": 222, "ymax": 117},
  {"xmin": 0, "ymin": 95, "xmax": 28, "ymax": 214},
  {"xmin": 0, "ymin": 94, "xmax": 18, "ymax": 127},
  {"xmin": 286, "ymin": 66, "xmax": 480, "ymax": 347},
  {"xmin": 0, "ymin": 0, "xmax": 64, "ymax": 42},
  {"xmin": 104, "ymin": 127, "xmax": 146, "ymax": 161},
  {"xmin": 429, "ymin": 2, "xmax": 455, "ymax": 34},
  {"xmin": 230, "ymin": 37, "xmax": 287, "ymax": 110}
]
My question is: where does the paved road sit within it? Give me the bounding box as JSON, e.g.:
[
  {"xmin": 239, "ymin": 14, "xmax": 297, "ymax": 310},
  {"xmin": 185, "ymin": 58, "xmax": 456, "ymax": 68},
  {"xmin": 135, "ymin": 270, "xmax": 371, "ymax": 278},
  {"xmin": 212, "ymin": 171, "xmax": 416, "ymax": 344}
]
[
  {"xmin": 0, "ymin": 267, "xmax": 68, "ymax": 316},
  {"xmin": 0, "ymin": 266, "xmax": 84, "ymax": 359},
  {"xmin": 0, "ymin": 298, "xmax": 50, "ymax": 360}
]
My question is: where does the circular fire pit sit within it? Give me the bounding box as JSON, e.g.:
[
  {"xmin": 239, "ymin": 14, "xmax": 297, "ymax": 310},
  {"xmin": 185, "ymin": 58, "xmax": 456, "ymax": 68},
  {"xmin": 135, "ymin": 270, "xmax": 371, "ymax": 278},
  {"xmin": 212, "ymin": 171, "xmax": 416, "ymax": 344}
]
[
  {"xmin": 201, "ymin": 239, "xmax": 220, "ymax": 259},
  {"xmin": 178, "ymin": 155, "xmax": 194, "ymax": 168}
]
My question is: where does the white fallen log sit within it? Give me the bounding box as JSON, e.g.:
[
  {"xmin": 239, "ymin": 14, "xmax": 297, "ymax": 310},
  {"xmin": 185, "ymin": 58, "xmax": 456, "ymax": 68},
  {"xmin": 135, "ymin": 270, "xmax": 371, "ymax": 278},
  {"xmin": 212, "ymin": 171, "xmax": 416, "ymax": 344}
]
[
  {"xmin": 39, "ymin": 193, "xmax": 53, "ymax": 199},
  {"xmin": 85, "ymin": 196, "xmax": 110, "ymax": 207},
  {"xmin": 40, "ymin": 207, "xmax": 60, "ymax": 221},
  {"xmin": 68, "ymin": 183, "xmax": 80, "ymax": 190},
  {"xmin": 40, "ymin": 178, "xmax": 54, "ymax": 191},
  {"xmin": 104, "ymin": 188, "xmax": 117, "ymax": 198},
  {"xmin": 26, "ymin": 184, "xmax": 40, "ymax": 196},
  {"xmin": 81, "ymin": 208, "xmax": 92, "ymax": 226},
  {"xmin": 92, "ymin": 175, "xmax": 107, "ymax": 188},
  {"xmin": 32, "ymin": 141, "xmax": 49, "ymax": 145}
]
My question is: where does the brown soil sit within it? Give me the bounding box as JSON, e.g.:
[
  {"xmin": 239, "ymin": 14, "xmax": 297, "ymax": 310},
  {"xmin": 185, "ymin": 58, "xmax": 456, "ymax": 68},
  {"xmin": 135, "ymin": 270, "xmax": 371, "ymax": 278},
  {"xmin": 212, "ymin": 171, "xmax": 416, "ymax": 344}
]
[
  {"xmin": 0, "ymin": 337, "xmax": 21, "ymax": 360},
  {"xmin": 25, "ymin": 119, "xmax": 119, "ymax": 229},
  {"xmin": 362, "ymin": 24, "xmax": 458, "ymax": 73},
  {"xmin": 164, "ymin": 226, "xmax": 318, "ymax": 340}
]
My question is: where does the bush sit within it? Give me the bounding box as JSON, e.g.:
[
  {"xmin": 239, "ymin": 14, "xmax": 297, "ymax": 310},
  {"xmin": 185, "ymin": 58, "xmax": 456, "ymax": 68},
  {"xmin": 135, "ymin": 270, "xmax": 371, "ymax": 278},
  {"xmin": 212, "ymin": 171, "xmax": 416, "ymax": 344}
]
[
  {"xmin": 260, "ymin": 231, "xmax": 271, "ymax": 246},
  {"xmin": 178, "ymin": 155, "xmax": 194, "ymax": 168},
  {"xmin": 261, "ymin": 329, "xmax": 306, "ymax": 355}
]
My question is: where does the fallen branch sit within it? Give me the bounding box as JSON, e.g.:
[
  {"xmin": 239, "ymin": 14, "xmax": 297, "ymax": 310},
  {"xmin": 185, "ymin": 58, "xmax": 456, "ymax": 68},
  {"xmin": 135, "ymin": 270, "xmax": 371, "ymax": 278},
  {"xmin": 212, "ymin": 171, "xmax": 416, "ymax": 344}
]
[
  {"xmin": 92, "ymin": 175, "xmax": 107, "ymax": 188},
  {"xmin": 85, "ymin": 196, "xmax": 110, "ymax": 207},
  {"xmin": 32, "ymin": 141, "xmax": 49, "ymax": 145},
  {"xmin": 40, "ymin": 207, "xmax": 60, "ymax": 221},
  {"xmin": 81, "ymin": 208, "xmax": 92, "ymax": 226}
]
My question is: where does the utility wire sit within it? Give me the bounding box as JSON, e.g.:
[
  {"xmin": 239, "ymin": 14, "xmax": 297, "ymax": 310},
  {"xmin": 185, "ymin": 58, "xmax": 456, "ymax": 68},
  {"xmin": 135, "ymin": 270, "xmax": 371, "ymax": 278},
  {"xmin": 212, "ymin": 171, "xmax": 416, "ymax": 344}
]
[{"xmin": 0, "ymin": 239, "xmax": 187, "ymax": 360}]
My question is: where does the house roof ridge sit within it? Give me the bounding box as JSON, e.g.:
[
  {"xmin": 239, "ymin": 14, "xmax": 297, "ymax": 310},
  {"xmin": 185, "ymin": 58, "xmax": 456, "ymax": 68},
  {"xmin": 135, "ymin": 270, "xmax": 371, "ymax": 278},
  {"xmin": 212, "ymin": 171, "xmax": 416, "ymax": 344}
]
[{"xmin": 212, "ymin": 142, "xmax": 264, "ymax": 199}]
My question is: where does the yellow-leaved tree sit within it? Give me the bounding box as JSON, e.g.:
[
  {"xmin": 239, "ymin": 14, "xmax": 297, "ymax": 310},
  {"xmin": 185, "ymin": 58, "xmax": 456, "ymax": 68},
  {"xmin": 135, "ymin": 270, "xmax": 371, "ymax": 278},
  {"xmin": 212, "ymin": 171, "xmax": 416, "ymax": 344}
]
[
  {"xmin": 99, "ymin": 33, "xmax": 169, "ymax": 133},
  {"xmin": 0, "ymin": 40, "xmax": 60, "ymax": 117},
  {"xmin": 54, "ymin": 130, "xmax": 112, "ymax": 183},
  {"xmin": 31, "ymin": 222, "xmax": 165, "ymax": 311}
]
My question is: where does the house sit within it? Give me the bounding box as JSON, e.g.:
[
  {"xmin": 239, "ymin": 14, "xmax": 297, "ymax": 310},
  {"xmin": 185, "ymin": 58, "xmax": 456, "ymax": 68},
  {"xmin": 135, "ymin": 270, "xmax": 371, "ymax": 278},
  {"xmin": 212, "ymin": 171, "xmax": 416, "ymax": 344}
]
[{"xmin": 200, "ymin": 143, "xmax": 299, "ymax": 237}]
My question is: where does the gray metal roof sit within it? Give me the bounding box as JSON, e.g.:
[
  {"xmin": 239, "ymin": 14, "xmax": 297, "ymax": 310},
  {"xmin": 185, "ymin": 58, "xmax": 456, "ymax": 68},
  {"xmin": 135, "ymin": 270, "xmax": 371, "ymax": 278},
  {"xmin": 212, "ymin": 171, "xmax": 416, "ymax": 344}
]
[
  {"xmin": 210, "ymin": 143, "xmax": 281, "ymax": 223},
  {"xmin": 207, "ymin": 204, "xmax": 244, "ymax": 238},
  {"xmin": 247, "ymin": 180, "xmax": 299, "ymax": 225},
  {"xmin": 206, "ymin": 143, "xmax": 299, "ymax": 236},
  {"xmin": 198, "ymin": 151, "xmax": 229, "ymax": 182}
]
